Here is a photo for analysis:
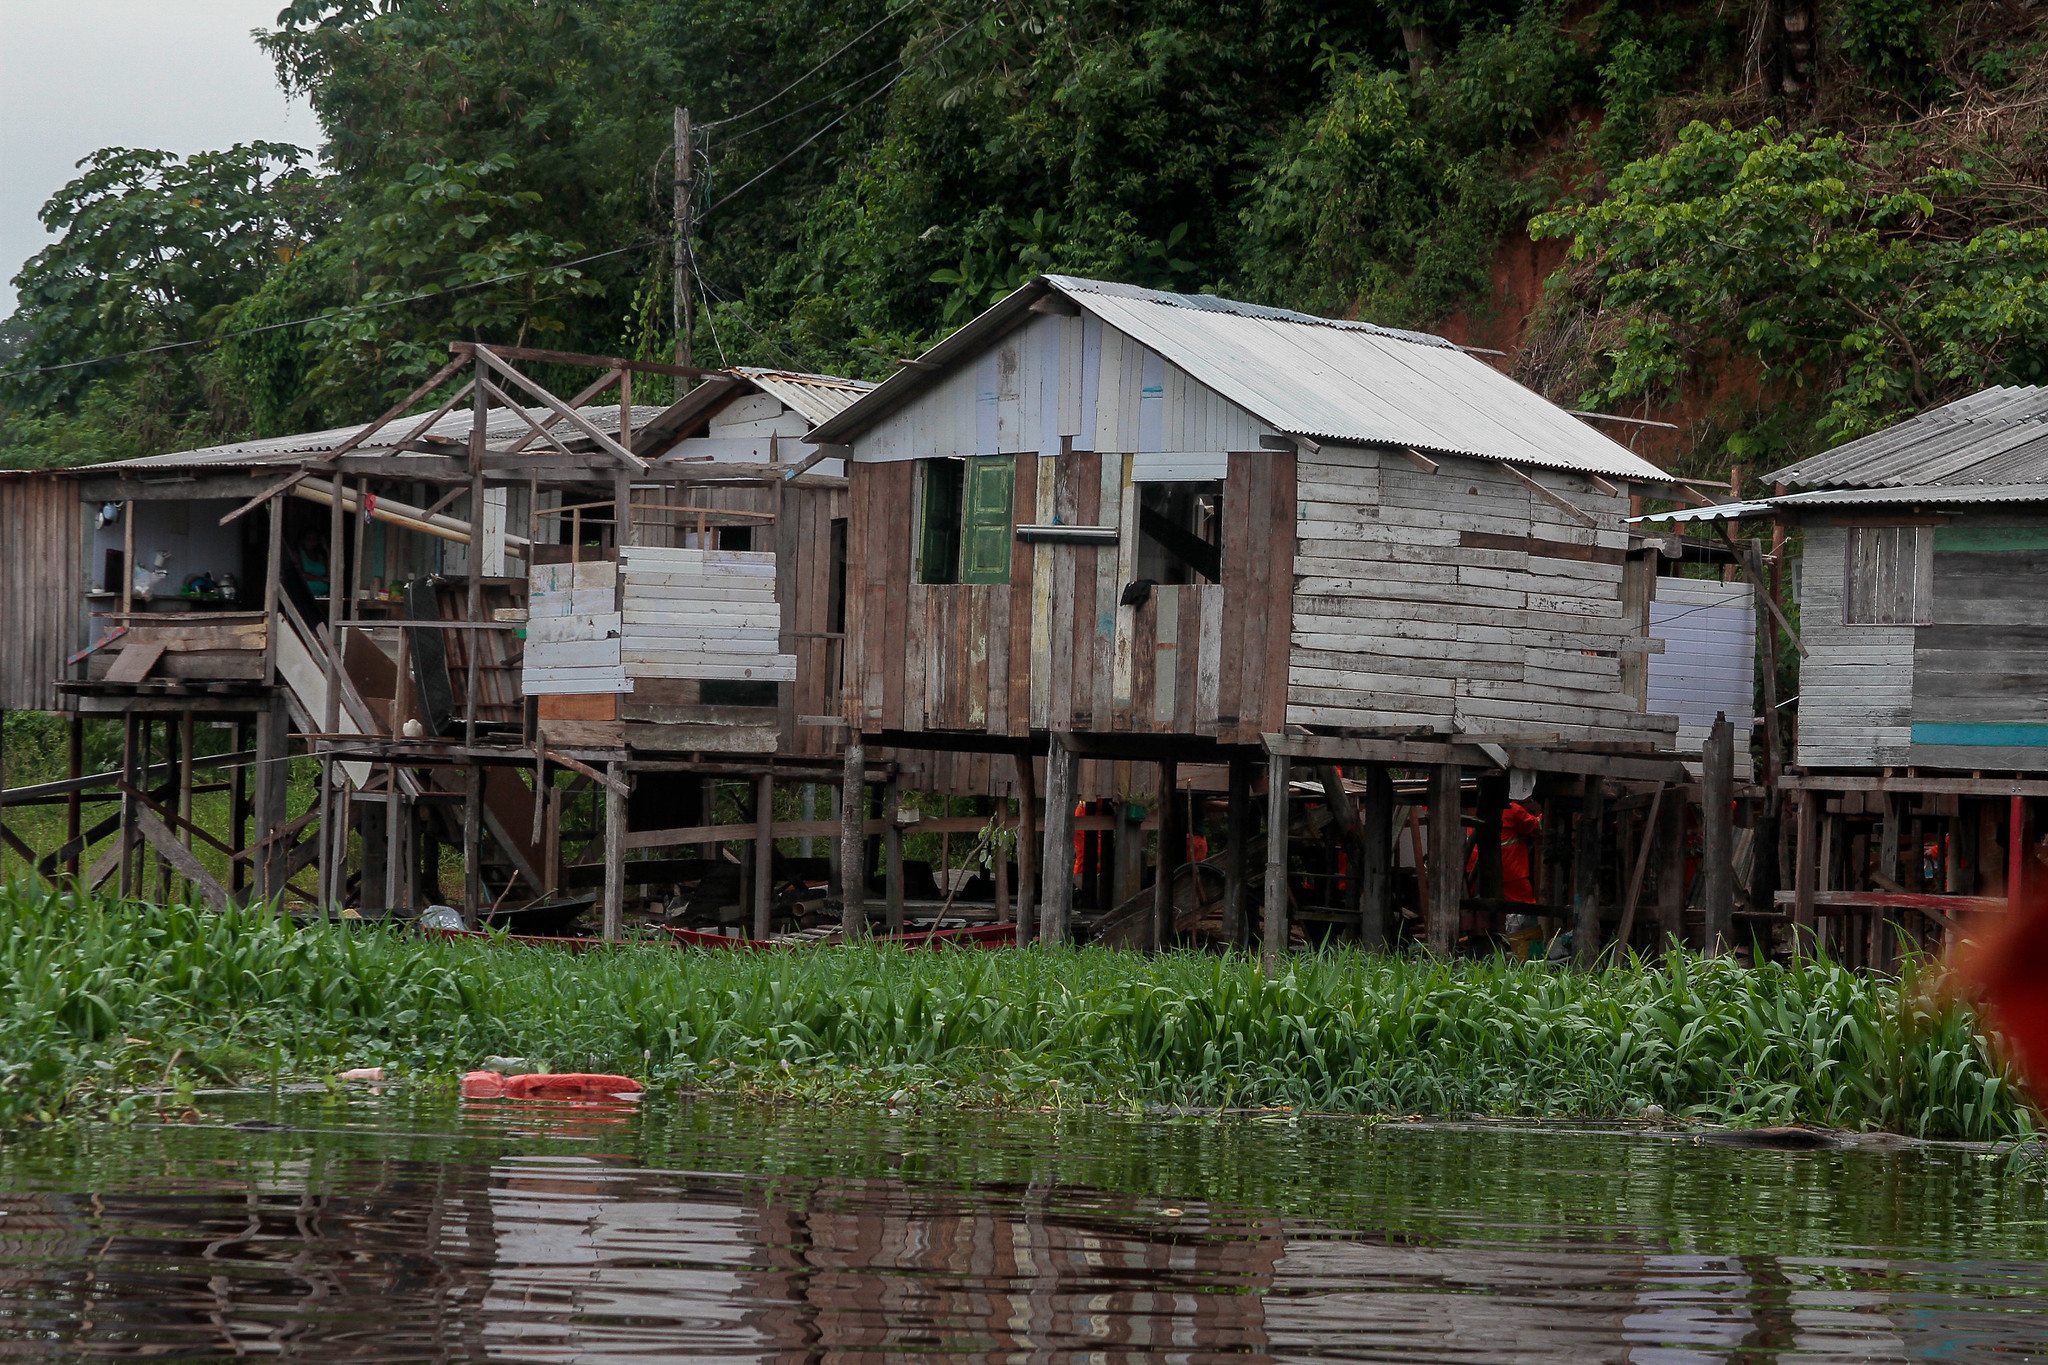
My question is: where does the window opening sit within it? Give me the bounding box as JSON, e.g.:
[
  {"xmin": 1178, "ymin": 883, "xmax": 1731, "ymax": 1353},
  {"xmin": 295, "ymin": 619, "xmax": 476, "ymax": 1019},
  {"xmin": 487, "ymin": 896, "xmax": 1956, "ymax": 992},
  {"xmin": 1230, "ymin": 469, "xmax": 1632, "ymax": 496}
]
[
  {"xmin": 1135, "ymin": 482, "xmax": 1223, "ymax": 584},
  {"xmin": 918, "ymin": 456, "xmax": 1013, "ymax": 584},
  {"xmin": 829, "ymin": 517, "xmax": 849, "ymax": 633},
  {"xmin": 918, "ymin": 459, "xmax": 964, "ymax": 584}
]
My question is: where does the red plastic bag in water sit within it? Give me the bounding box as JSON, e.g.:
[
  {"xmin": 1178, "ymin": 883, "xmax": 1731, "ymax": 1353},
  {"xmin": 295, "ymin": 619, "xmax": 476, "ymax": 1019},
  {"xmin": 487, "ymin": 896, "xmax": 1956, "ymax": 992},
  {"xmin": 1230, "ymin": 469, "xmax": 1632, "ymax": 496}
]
[
  {"xmin": 502, "ymin": 1072, "xmax": 643, "ymax": 1097},
  {"xmin": 461, "ymin": 1070, "xmax": 507, "ymax": 1098}
]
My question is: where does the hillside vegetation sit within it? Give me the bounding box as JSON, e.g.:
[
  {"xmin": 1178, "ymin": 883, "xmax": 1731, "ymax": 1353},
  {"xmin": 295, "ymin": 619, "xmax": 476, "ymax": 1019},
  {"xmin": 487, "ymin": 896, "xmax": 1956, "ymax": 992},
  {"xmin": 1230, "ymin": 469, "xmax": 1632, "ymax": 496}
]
[{"xmin": 4, "ymin": 0, "xmax": 2048, "ymax": 486}]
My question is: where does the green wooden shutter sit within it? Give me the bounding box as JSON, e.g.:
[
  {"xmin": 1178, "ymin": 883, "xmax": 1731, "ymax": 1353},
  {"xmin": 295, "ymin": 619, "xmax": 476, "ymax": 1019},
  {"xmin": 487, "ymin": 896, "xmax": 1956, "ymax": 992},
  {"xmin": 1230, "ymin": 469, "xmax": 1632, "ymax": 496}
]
[{"xmin": 959, "ymin": 456, "xmax": 1014, "ymax": 584}]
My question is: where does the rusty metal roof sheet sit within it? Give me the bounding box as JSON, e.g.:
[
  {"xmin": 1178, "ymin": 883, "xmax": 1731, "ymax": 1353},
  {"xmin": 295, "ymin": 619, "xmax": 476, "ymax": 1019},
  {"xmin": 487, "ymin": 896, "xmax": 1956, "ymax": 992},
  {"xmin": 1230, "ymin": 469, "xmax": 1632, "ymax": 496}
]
[
  {"xmin": 1765, "ymin": 386, "xmax": 2048, "ymax": 488},
  {"xmin": 102, "ymin": 404, "xmax": 670, "ymax": 472},
  {"xmin": 809, "ymin": 275, "xmax": 1671, "ymax": 481}
]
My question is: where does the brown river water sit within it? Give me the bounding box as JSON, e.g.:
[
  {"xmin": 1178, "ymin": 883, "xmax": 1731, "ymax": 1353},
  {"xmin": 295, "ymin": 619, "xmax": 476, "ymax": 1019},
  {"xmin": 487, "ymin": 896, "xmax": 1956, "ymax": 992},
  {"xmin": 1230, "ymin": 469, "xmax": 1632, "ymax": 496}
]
[{"xmin": 0, "ymin": 1090, "xmax": 2041, "ymax": 1362}]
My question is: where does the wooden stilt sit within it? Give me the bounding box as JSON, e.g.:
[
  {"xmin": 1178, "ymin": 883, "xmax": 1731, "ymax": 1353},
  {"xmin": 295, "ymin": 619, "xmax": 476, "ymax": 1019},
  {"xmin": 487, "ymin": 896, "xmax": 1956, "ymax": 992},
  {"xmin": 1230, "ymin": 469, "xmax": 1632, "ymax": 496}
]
[
  {"xmin": 883, "ymin": 775, "xmax": 905, "ymax": 935},
  {"xmin": 1152, "ymin": 758, "xmax": 1179, "ymax": 950},
  {"xmin": 603, "ymin": 761, "xmax": 627, "ymax": 941},
  {"xmin": 1700, "ymin": 712, "xmax": 1734, "ymax": 956},
  {"xmin": 176, "ymin": 712, "xmax": 195, "ymax": 903},
  {"xmin": 65, "ymin": 717, "xmax": 83, "ymax": 883},
  {"xmin": 1223, "ymin": 756, "xmax": 1250, "ymax": 950},
  {"xmin": 1358, "ymin": 763, "xmax": 1392, "ymax": 949},
  {"xmin": 1429, "ymin": 764, "xmax": 1463, "ymax": 955},
  {"xmin": 118, "ymin": 714, "xmax": 138, "ymax": 899},
  {"xmin": 157, "ymin": 718, "xmax": 177, "ymax": 904},
  {"xmin": 753, "ymin": 772, "xmax": 774, "ymax": 941},
  {"xmin": 384, "ymin": 785, "xmax": 402, "ymax": 914},
  {"xmin": 839, "ymin": 741, "xmax": 867, "ymax": 939},
  {"xmin": 1658, "ymin": 784, "xmax": 1687, "ymax": 952},
  {"xmin": 1039, "ymin": 735, "xmax": 1076, "ymax": 944},
  {"xmin": 1261, "ymin": 749, "xmax": 1289, "ymax": 975},
  {"xmin": 1014, "ymin": 751, "xmax": 1038, "ymax": 946},
  {"xmin": 254, "ymin": 696, "xmax": 289, "ymax": 901},
  {"xmin": 1572, "ymin": 775, "xmax": 1605, "ymax": 966}
]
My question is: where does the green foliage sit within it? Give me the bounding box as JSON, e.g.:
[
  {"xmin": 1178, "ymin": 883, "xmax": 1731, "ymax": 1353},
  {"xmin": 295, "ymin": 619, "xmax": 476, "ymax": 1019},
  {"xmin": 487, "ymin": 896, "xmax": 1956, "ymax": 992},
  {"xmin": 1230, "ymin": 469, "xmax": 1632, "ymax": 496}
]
[
  {"xmin": 0, "ymin": 882, "xmax": 2029, "ymax": 1140},
  {"xmin": 1533, "ymin": 119, "xmax": 2048, "ymax": 447},
  {"xmin": 1835, "ymin": 0, "xmax": 1935, "ymax": 92}
]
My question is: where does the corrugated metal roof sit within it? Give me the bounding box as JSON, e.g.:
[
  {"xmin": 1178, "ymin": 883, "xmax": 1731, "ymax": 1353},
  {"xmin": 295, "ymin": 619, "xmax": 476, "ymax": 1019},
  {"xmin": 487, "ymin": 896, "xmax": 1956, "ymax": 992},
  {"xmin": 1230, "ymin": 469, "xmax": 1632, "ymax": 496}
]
[
  {"xmin": 1630, "ymin": 500, "xmax": 1778, "ymax": 525},
  {"xmin": 733, "ymin": 367, "xmax": 875, "ymax": 427},
  {"xmin": 1765, "ymin": 386, "xmax": 2048, "ymax": 488},
  {"xmin": 810, "ymin": 275, "xmax": 1670, "ymax": 481},
  {"xmin": 105, "ymin": 404, "xmax": 669, "ymax": 472},
  {"xmin": 1770, "ymin": 482, "xmax": 2048, "ymax": 507}
]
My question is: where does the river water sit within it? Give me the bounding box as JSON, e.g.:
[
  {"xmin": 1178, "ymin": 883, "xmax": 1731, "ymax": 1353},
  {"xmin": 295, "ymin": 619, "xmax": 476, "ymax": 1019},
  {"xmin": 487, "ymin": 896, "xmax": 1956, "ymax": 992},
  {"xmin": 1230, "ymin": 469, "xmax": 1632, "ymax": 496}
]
[{"xmin": 0, "ymin": 1090, "xmax": 2041, "ymax": 1361}]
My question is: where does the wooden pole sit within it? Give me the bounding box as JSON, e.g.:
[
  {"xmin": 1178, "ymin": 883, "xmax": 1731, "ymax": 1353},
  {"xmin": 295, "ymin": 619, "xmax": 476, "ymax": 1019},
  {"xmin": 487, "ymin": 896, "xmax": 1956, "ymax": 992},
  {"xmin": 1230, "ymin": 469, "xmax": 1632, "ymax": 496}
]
[
  {"xmin": 602, "ymin": 761, "xmax": 627, "ymax": 940},
  {"xmin": 1572, "ymin": 775, "xmax": 1605, "ymax": 966},
  {"xmin": 1152, "ymin": 758, "xmax": 1179, "ymax": 950},
  {"xmin": 1429, "ymin": 763, "xmax": 1463, "ymax": 955},
  {"xmin": 462, "ymin": 358, "xmax": 487, "ymax": 921},
  {"xmin": 993, "ymin": 794, "xmax": 1010, "ymax": 923},
  {"xmin": 155, "ymin": 718, "xmax": 173, "ymax": 904},
  {"xmin": 65, "ymin": 716, "xmax": 83, "ymax": 882},
  {"xmin": 176, "ymin": 712, "xmax": 195, "ymax": 903},
  {"xmin": 674, "ymin": 107, "xmax": 694, "ymax": 376},
  {"xmin": 1223, "ymin": 756, "xmax": 1250, "ymax": 950},
  {"xmin": 1358, "ymin": 763, "xmax": 1392, "ymax": 948},
  {"xmin": 839, "ymin": 741, "xmax": 866, "ymax": 939},
  {"xmin": 1611, "ymin": 785, "xmax": 1665, "ymax": 960},
  {"xmin": 1040, "ymin": 735, "xmax": 1076, "ymax": 943},
  {"xmin": 883, "ymin": 775, "xmax": 905, "ymax": 935},
  {"xmin": 1014, "ymin": 751, "xmax": 1038, "ymax": 945},
  {"xmin": 753, "ymin": 771, "xmax": 774, "ymax": 941},
  {"xmin": 1701, "ymin": 713, "xmax": 1734, "ymax": 955},
  {"xmin": 254, "ymin": 696, "xmax": 288, "ymax": 900},
  {"xmin": 1657, "ymin": 784, "xmax": 1688, "ymax": 952},
  {"xmin": 118, "ymin": 713, "xmax": 137, "ymax": 898},
  {"xmin": 1261, "ymin": 750, "xmax": 1289, "ymax": 975}
]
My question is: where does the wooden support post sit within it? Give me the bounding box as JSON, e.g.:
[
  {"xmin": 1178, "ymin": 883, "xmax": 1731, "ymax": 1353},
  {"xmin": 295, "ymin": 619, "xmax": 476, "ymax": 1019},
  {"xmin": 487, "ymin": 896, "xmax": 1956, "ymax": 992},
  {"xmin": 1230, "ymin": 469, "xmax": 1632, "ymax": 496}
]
[
  {"xmin": 839, "ymin": 742, "xmax": 867, "ymax": 939},
  {"xmin": 1015, "ymin": 752, "xmax": 1038, "ymax": 945},
  {"xmin": 1572, "ymin": 775, "xmax": 1605, "ymax": 966},
  {"xmin": 2009, "ymin": 795, "xmax": 2026, "ymax": 912},
  {"xmin": 253, "ymin": 696, "xmax": 289, "ymax": 900},
  {"xmin": 360, "ymin": 796, "xmax": 388, "ymax": 919},
  {"xmin": 176, "ymin": 712, "xmax": 195, "ymax": 902},
  {"xmin": 1358, "ymin": 763, "xmax": 1392, "ymax": 949},
  {"xmin": 1701, "ymin": 712, "xmax": 1734, "ymax": 956},
  {"xmin": 1262, "ymin": 750, "xmax": 1289, "ymax": 975},
  {"xmin": 157, "ymin": 718, "xmax": 176, "ymax": 904},
  {"xmin": 118, "ymin": 714, "xmax": 138, "ymax": 899},
  {"xmin": 1657, "ymin": 784, "xmax": 1687, "ymax": 952},
  {"xmin": 1791, "ymin": 788, "xmax": 1817, "ymax": 949},
  {"xmin": 1315, "ymin": 763, "xmax": 1367, "ymax": 927},
  {"xmin": 1114, "ymin": 795, "xmax": 1143, "ymax": 910},
  {"xmin": 1429, "ymin": 763, "xmax": 1464, "ymax": 955},
  {"xmin": 1040, "ymin": 735, "xmax": 1077, "ymax": 944},
  {"xmin": 883, "ymin": 776, "xmax": 905, "ymax": 935},
  {"xmin": 1152, "ymin": 758, "xmax": 1179, "ymax": 950},
  {"xmin": 64, "ymin": 717, "xmax": 84, "ymax": 883},
  {"xmin": 384, "ymin": 785, "xmax": 402, "ymax": 914},
  {"xmin": 603, "ymin": 761, "xmax": 627, "ymax": 941},
  {"xmin": 1223, "ymin": 757, "xmax": 1251, "ymax": 950},
  {"xmin": 753, "ymin": 772, "xmax": 774, "ymax": 941},
  {"xmin": 227, "ymin": 719, "xmax": 249, "ymax": 897},
  {"xmin": 994, "ymin": 799, "xmax": 1010, "ymax": 923}
]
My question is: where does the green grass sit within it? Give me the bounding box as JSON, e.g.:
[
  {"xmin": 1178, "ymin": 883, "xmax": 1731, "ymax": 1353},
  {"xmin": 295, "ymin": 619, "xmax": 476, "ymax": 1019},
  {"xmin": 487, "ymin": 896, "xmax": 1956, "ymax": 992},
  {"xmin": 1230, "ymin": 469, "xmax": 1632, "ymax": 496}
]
[{"xmin": 0, "ymin": 879, "xmax": 2031, "ymax": 1140}]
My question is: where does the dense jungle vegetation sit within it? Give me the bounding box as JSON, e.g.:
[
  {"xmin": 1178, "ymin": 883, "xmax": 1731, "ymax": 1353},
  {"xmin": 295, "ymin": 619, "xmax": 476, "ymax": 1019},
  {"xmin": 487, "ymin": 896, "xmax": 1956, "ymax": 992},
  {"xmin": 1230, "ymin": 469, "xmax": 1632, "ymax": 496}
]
[{"xmin": 4, "ymin": 0, "xmax": 2048, "ymax": 482}]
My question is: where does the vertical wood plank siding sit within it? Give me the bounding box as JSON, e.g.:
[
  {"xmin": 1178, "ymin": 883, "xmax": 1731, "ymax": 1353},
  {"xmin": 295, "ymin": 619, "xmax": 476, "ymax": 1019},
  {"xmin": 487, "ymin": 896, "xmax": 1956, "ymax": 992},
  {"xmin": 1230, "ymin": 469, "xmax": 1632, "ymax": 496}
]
[
  {"xmin": 0, "ymin": 476, "xmax": 85, "ymax": 711},
  {"xmin": 843, "ymin": 446, "xmax": 1290, "ymax": 743}
]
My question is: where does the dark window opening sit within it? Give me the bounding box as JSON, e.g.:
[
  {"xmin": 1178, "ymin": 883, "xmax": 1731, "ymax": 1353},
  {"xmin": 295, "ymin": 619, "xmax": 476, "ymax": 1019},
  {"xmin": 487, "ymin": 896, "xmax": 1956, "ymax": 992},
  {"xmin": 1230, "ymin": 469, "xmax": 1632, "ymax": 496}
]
[
  {"xmin": 829, "ymin": 517, "xmax": 848, "ymax": 633},
  {"xmin": 701, "ymin": 679, "xmax": 778, "ymax": 707},
  {"xmin": 717, "ymin": 525, "xmax": 753, "ymax": 552},
  {"xmin": 919, "ymin": 459, "xmax": 964, "ymax": 584},
  {"xmin": 1135, "ymin": 482, "xmax": 1223, "ymax": 584}
]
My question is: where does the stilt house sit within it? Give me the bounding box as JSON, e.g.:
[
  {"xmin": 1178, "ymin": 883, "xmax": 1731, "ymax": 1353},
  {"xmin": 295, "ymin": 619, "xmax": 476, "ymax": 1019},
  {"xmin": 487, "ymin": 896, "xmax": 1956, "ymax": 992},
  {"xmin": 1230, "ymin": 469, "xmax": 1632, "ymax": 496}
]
[
  {"xmin": 807, "ymin": 275, "xmax": 1711, "ymax": 951},
  {"xmin": 1657, "ymin": 385, "xmax": 2048, "ymax": 963}
]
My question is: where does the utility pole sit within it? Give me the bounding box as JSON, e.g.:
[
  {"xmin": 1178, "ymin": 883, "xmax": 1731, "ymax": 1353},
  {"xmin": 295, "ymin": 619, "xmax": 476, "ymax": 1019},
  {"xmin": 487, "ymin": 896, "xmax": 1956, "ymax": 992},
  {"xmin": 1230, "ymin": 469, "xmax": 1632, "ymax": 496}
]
[{"xmin": 673, "ymin": 107, "xmax": 693, "ymax": 383}]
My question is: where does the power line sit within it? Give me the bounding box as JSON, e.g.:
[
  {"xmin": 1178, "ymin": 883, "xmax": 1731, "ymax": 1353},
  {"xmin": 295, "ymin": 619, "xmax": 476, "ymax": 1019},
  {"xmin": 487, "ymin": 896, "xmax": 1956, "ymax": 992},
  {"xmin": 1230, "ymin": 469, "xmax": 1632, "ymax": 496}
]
[
  {"xmin": 715, "ymin": 56, "xmax": 904, "ymax": 148},
  {"xmin": 699, "ymin": 4, "xmax": 914, "ymax": 133},
  {"xmin": 0, "ymin": 237, "xmax": 661, "ymax": 382}
]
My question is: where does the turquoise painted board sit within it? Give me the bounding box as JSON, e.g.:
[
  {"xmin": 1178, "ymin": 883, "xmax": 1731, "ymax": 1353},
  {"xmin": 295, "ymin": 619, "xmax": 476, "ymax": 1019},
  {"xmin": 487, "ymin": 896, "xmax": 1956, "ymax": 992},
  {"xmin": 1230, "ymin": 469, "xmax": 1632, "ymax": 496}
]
[
  {"xmin": 1912, "ymin": 722, "xmax": 2048, "ymax": 747},
  {"xmin": 1933, "ymin": 526, "xmax": 2048, "ymax": 552}
]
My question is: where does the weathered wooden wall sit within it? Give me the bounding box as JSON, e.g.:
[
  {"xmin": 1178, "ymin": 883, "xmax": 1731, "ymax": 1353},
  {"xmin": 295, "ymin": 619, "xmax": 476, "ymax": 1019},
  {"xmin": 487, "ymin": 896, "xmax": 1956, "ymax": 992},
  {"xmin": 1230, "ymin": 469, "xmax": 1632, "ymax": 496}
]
[
  {"xmin": 844, "ymin": 448, "xmax": 1292, "ymax": 745},
  {"xmin": 852, "ymin": 311, "xmax": 1277, "ymax": 463},
  {"xmin": 1288, "ymin": 448, "xmax": 1658, "ymax": 744},
  {"xmin": 1797, "ymin": 522, "xmax": 1915, "ymax": 769},
  {"xmin": 0, "ymin": 474, "xmax": 85, "ymax": 711},
  {"xmin": 1909, "ymin": 521, "xmax": 2048, "ymax": 769}
]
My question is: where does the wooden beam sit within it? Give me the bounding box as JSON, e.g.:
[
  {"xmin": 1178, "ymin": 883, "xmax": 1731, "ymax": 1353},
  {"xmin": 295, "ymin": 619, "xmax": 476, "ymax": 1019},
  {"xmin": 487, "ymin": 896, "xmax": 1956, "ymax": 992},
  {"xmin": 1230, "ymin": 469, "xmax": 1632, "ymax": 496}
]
[
  {"xmin": 451, "ymin": 340, "xmax": 723, "ymax": 379},
  {"xmin": 132, "ymin": 804, "xmax": 230, "ymax": 910},
  {"xmin": 1782, "ymin": 773, "xmax": 2048, "ymax": 797},
  {"xmin": 1262, "ymin": 749, "xmax": 1289, "ymax": 975},
  {"xmin": 471, "ymin": 345, "xmax": 649, "ymax": 471},
  {"xmin": 1771, "ymin": 890, "xmax": 2005, "ymax": 914},
  {"xmin": 1502, "ymin": 462, "xmax": 1601, "ymax": 528}
]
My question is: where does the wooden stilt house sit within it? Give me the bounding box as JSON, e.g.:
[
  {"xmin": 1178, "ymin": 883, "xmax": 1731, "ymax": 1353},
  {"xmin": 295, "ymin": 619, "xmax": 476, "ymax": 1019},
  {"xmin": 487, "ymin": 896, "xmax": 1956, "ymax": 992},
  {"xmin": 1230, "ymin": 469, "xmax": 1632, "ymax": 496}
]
[
  {"xmin": 1654, "ymin": 385, "xmax": 2048, "ymax": 964},
  {"xmin": 806, "ymin": 275, "xmax": 1722, "ymax": 959}
]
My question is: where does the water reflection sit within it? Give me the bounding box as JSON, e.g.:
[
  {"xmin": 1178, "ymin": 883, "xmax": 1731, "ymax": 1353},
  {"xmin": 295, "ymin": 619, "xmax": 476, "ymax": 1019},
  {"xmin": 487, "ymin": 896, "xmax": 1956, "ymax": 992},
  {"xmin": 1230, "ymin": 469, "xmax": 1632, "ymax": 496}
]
[{"xmin": 0, "ymin": 1095, "xmax": 2039, "ymax": 1362}]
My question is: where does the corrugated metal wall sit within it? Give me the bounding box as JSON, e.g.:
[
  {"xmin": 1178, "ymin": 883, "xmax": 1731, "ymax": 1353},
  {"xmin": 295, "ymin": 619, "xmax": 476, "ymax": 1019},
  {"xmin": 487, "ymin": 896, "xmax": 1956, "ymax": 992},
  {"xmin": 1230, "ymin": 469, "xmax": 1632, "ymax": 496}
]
[{"xmin": 0, "ymin": 475, "xmax": 84, "ymax": 711}]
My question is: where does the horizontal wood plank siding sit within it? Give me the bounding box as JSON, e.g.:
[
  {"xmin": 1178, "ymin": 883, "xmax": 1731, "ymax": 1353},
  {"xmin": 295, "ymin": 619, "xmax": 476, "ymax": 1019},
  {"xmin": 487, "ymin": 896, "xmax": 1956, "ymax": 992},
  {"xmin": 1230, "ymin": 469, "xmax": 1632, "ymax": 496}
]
[{"xmin": 1798, "ymin": 523, "xmax": 1913, "ymax": 768}]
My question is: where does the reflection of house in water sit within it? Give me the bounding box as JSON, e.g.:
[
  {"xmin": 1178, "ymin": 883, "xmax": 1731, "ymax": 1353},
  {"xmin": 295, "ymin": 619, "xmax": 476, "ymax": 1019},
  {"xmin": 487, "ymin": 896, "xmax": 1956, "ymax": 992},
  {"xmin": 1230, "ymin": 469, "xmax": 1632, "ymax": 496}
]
[{"xmin": 0, "ymin": 1156, "xmax": 1981, "ymax": 1362}]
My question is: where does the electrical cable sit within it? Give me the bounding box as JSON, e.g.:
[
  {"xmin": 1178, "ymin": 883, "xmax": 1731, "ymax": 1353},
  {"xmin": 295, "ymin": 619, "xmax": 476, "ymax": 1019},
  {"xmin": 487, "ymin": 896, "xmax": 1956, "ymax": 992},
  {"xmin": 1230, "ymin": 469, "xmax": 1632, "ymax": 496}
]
[{"xmin": 698, "ymin": 4, "xmax": 914, "ymax": 132}]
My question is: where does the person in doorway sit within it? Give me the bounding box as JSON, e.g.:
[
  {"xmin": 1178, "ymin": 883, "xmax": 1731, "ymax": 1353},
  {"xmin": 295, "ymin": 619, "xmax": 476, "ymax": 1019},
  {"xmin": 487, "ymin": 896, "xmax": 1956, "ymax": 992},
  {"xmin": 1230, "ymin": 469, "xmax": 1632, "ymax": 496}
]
[
  {"xmin": 296, "ymin": 527, "xmax": 331, "ymax": 598},
  {"xmin": 1501, "ymin": 800, "xmax": 1542, "ymax": 903}
]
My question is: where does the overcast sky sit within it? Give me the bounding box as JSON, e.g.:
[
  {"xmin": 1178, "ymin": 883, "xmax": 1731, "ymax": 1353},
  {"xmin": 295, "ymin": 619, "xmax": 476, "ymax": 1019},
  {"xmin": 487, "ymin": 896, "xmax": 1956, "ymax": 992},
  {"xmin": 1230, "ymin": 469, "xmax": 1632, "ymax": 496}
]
[{"xmin": 0, "ymin": 0, "xmax": 310, "ymax": 316}]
